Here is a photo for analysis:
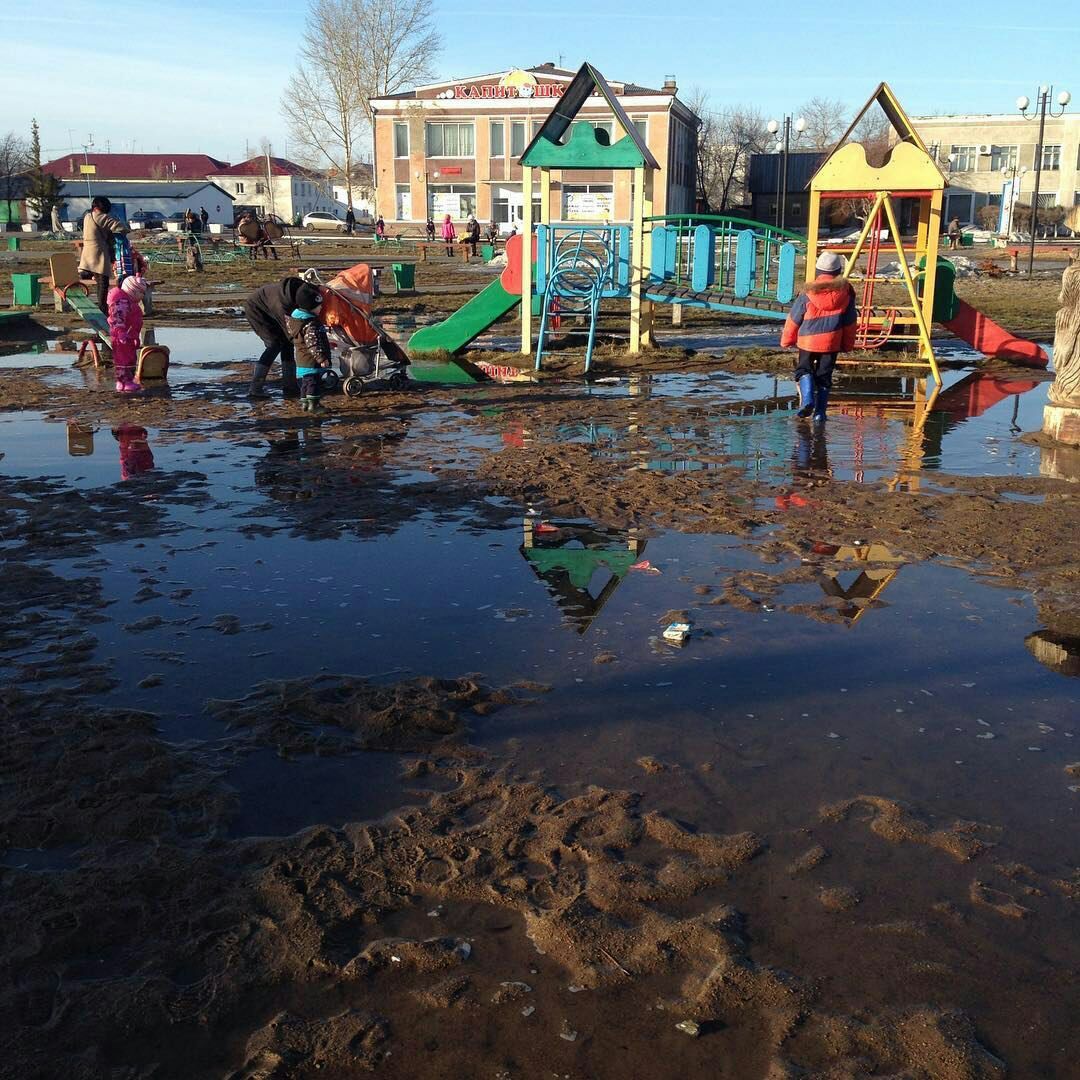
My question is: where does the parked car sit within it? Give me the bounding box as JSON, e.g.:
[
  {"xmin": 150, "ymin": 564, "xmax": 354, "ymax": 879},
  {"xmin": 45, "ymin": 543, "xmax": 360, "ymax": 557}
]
[
  {"xmin": 130, "ymin": 210, "xmax": 166, "ymax": 226},
  {"xmin": 302, "ymin": 211, "xmax": 346, "ymax": 233}
]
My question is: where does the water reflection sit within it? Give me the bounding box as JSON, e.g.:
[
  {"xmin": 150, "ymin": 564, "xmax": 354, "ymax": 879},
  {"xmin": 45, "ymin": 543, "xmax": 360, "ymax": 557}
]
[
  {"xmin": 811, "ymin": 542, "xmax": 906, "ymax": 625},
  {"xmin": 1026, "ymin": 630, "xmax": 1080, "ymax": 677},
  {"xmin": 112, "ymin": 424, "xmax": 155, "ymax": 480},
  {"xmin": 520, "ymin": 517, "xmax": 645, "ymax": 634}
]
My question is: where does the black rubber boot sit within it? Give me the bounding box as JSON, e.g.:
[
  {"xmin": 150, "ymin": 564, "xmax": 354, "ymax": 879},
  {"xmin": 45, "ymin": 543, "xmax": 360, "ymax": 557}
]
[{"xmin": 247, "ymin": 363, "xmax": 271, "ymax": 399}]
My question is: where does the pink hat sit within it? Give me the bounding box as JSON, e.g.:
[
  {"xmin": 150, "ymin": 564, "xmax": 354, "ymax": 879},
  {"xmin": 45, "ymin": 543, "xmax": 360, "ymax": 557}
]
[{"xmin": 121, "ymin": 274, "xmax": 147, "ymax": 300}]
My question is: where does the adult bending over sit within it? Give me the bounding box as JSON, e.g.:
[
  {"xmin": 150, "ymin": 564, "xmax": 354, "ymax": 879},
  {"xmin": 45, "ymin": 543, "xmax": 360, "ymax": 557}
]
[
  {"xmin": 244, "ymin": 277, "xmax": 322, "ymax": 399},
  {"xmin": 79, "ymin": 196, "xmax": 128, "ymax": 313}
]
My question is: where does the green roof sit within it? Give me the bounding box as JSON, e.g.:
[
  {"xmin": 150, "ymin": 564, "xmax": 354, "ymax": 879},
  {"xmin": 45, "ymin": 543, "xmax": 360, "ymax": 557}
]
[{"xmin": 520, "ymin": 62, "xmax": 660, "ymax": 171}]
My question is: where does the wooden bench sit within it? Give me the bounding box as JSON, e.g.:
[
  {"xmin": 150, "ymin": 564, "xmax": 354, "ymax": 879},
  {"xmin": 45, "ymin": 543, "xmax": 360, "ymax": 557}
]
[{"xmin": 47, "ymin": 249, "xmax": 155, "ymax": 315}]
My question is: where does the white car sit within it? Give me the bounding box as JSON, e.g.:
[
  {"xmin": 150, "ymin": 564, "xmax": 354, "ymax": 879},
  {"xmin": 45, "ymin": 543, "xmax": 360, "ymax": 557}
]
[{"xmin": 302, "ymin": 211, "xmax": 346, "ymax": 233}]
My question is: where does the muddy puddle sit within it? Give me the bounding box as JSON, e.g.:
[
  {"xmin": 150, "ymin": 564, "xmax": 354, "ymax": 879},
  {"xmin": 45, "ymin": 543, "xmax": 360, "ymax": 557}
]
[{"xmin": 2, "ymin": 328, "xmax": 1079, "ymax": 1078}]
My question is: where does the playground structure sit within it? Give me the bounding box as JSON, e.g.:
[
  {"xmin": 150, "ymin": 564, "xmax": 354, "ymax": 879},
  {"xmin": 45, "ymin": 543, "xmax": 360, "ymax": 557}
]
[{"xmin": 408, "ymin": 67, "xmax": 1046, "ymax": 383}]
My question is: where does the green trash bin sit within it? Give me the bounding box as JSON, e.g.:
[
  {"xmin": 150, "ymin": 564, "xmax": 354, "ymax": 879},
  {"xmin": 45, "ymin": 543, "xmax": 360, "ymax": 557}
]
[
  {"xmin": 391, "ymin": 262, "xmax": 415, "ymax": 290},
  {"xmin": 11, "ymin": 273, "xmax": 40, "ymax": 307},
  {"xmin": 480, "ymin": 243, "xmax": 495, "ymax": 262},
  {"xmin": 7, "ymin": 236, "xmax": 19, "ymax": 251},
  {"xmin": 961, "ymin": 233, "xmax": 974, "ymax": 247}
]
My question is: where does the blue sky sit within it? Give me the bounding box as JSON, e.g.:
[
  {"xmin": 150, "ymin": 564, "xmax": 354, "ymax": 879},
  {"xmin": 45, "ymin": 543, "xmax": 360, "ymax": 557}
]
[{"xmin": 3, "ymin": 0, "xmax": 1077, "ymax": 164}]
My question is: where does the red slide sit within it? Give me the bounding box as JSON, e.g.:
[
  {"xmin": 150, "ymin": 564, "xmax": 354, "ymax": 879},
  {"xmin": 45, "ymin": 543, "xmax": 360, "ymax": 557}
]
[{"xmin": 941, "ymin": 299, "xmax": 1048, "ymax": 368}]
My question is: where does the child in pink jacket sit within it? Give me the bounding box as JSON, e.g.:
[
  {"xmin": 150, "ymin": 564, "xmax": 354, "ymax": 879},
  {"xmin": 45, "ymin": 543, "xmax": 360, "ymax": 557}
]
[
  {"xmin": 441, "ymin": 214, "xmax": 456, "ymax": 257},
  {"xmin": 107, "ymin": 274, "xmax": 146, "ymax": 393}
]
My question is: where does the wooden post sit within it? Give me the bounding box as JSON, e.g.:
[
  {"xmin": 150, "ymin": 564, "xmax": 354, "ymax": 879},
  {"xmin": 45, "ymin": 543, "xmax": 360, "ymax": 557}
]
[
  {"xmin": 521, "ymin": 165, "xmax": 533, "ymax": 355},
  {"xmin": 919, "ymin": 190, "xmax": 944, "ymax": 367},
  {"xmin": 630, "ymin": 165, "xmax": 645, "ymax": 353},
  {"xmin": 640, "ymin": 168, "xmax": 654, "ymax": 348},
  {"xmin": 805, "ymin": 191, "xmax": 822, "ymax": 283},
  {"xmin": 540, "ymin": 169, "xmax": 551, "ymax": 227}
]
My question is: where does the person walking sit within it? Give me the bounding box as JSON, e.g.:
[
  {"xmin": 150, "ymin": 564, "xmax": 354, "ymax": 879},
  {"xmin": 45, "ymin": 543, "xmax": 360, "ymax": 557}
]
[
  {"xmin": 440, "ymin": 213, "xmax": 456, "ymax": 257},
  {"xmin": 780, "ymin": 251, "xmax": 858, "ymax": 423},
  {"xmin": 947, "ymin": 216, "xmax": 962, "ymax": 250},
  {"xmin": 50, "ymin": 202, "xmax": 63, "ymax": 234},
  {"xmin": 345, "ymin": 206, "xmax": 356, "ymax": 234},
  {"xmin": 199, "ymin": 206, "xmax": 209, "ymax": 232},
  {"xmin": 425, "ymin": 216, "xmax": 436, "ymax": 242},
  {"xmin": 244, "ymin": 277, "xmax": 321, "ymax": 400},
  {"xmin": 78, "ymin": 196, "xmax": 128, "ymax": 313}
]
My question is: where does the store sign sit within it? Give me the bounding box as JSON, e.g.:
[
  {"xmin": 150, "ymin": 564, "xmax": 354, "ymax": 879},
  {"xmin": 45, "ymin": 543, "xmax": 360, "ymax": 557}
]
[
  {"xmin": 432, "ymin": 192, "xmax": 460, "ymax": 217},
  {"xmin": 436, "ymin": 67, "xmax": 568, "ymax": 101},
  {"xmin": 565, "ymin": 191, "xmax": 614, "ymax": 221}
]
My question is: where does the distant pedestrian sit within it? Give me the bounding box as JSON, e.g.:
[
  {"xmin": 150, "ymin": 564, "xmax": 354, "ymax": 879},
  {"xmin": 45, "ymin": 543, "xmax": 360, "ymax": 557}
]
[
  {"xmin": 947, "ymin": 216, "xmax": 962, "ymax": 250},
  {"xmin": 465, "ymin": 215, "xmax": 480, "ymax": 257},
  {"xmin": 50, "ymin": 203, "xmax": 62, "ymax": 233},
  {"xmin": 345, "ymin": 206, "xmax": 356, "ymax": 234},
  {"xmin": 199, "ymin": 206, "xmax": 209, "ymax": 232},
  {"xmin": 375, "ymin": 215, "xmax": 386, "ymax": 240},
  {"xmin": 485, "ymin": 220, "xmax": 499, "ymax": 246},
  {"xmin": 780, "ymin": 250, "xmax": 858, "ymax": 423},
  {"xmin": 441, "ymin": 213, "xmax": 456, "ymax": 257},
  {"xmin": 78, "ymin": 196, "xmax": 128, "ymax": 313},
  {"xmin": 426, "ymin": 216, "xmax": 436, "ymax": 242}
]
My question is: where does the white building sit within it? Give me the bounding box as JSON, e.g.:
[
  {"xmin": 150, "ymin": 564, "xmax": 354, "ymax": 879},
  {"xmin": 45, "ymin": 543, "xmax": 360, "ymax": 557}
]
[
  {"xmin": 208, "ymin": 157, "xmax": 340, "ymax": 224},
  {"xmin": 57, "ymin": 181, "xmax": 234, "ymax": 226},
  {"xmin": 909, "ymin": 110, "xmax": 1080, "ymax": 229}
]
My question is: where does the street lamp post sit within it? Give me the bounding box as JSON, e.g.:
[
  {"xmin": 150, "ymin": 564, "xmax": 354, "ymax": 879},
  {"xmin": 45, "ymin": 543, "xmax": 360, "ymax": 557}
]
[
  {"xmin": 1016, "ymin": 85, "xmax": 1070, "ymax": 275},
  {"xmin": 766, "ymin": 115, "xmax": 806, "ymax": 231}
]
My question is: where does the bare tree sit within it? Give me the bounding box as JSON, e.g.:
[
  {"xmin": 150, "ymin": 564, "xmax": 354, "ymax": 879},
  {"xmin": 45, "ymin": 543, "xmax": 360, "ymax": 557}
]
[
  {"xmin": 281, "ymin": 0, "xmax": 438, "ymax": 214},
  {"xmin": 0, "ymin": 132, "xmax": 31, "ymax": 227},
  {"xmin": 798, "ymin": 96, "xmax": 848, "ymax": 150},
  {"xmin": 686, "ymin": 91, "xmax": 768, "ymax": 213},
  {"xmin": 281, "ymin": 0, "xmax": 367, "ymax": 213}
]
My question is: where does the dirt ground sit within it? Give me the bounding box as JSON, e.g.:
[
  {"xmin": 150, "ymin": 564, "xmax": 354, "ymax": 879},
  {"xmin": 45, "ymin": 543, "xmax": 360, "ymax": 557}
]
[{"xmin": 1, "ymin": 247, "xmax": 1078, "ymax": 1079}]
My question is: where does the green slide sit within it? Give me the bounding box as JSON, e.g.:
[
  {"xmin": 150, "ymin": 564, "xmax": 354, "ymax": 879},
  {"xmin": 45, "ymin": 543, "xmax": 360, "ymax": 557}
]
[{"xmin": 408, "ymin": 278, "xmax": 520, "ymax": 357}]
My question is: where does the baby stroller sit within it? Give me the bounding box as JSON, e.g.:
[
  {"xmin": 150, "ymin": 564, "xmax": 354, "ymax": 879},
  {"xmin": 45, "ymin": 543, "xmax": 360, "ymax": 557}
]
[
  {"xmin": 305, "ymin": 263, "xmax": 411, "ymax": 396},
  {"xmin": 339, "ymin": 336, "xmax": 410, "ymax": 396}
]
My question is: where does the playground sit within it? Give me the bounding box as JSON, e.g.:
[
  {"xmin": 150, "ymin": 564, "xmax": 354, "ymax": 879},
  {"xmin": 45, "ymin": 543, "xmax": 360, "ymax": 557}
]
[{"xmin": 2, "ymin": 68, "xmax": 1080, "ymax": 1080}]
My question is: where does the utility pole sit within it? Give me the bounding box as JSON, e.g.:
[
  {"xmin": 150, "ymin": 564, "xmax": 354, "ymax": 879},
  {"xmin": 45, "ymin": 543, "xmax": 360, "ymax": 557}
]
[
  {"xmin": 1016, "ymin": 84, "xmax": 1070, "ymax": 275},
  {"xmin": 766, "ymin": 114, "xmax": 806, "ymax": 231}
]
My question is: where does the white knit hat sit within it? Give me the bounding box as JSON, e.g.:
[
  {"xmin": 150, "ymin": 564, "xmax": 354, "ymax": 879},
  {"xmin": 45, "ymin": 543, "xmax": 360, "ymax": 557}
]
[{"xmin": 816, "ymin": 251, "xmax": 845, "ymax": 274}]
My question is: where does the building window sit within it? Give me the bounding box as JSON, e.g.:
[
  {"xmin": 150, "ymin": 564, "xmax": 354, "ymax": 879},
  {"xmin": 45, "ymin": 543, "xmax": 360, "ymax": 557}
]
[
  {"xmin": 394, "ymin": 122, "xmax": 409, "ymax": 158},
  {"xmin": 395, "ymin": 183, "xmax": 411, "ymax": 220},
  {"xmin": 255, "ymin": 182, "xmax": 265, "ymax": 194},
  {"xmin": 1035, "ymin": 192, "xmax": 1058, "ymax": 208},
  {"xmin": 510, "ymin": 122, "xmax": 526, "ymax": 157},
  {"xmin": 489, "ymin": 121, "xmax": 504, "ymax": 157},
  {"xmin": 950, "ymin": 145, "xmax": 977, "ymax": 172},
  {"xmin": 428, "ymin": 183, "xmax": 476, "ymax": 219},
  {"xmin": 531, "ymin": 119, "xmax": 544, "ymax": 140},
  {"xmin": 632, "ymin": 118, "xmax": 647, "ymax": 141},
  {"xmin": 235, "ymin": 181, "xmax": 245, "ymax": 194},
  {"xmin": 562, "ymin": 183, "xmax": 614, "ymax": 221},
  {"xmin": 989, "ymin": 145, "xmax": 1018, "ymax": 171},
  {"xmin": 1074, "ymin": 191, "xmax": 1080, "ymax": 207},
  {"xmin": 425, "ymin": 122, "xmax": 475, "ymax": 158},
  {"xmin": 1040, "ymin": 144, "xmax": 1061, "ymax": 170}
]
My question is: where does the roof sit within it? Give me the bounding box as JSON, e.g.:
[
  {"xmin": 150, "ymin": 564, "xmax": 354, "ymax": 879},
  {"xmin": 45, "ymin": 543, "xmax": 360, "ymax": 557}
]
[
  {"xmin": 56, "ymin": 180, "xmax": 235, "ymax": 200},
  {"xmin": 42, "ymin": 153, "xmax": 230, "ymax": 180},
  {"xmin": 211, "ymin": 156, "xmax": 309, "ymax": 177},
  {"xmin": 811, "ymin": 82, "xmax": 946, "ymax": 190},
  {"xmin": 520, "ymin": 62, "xmax": 660, "ymax": 170}
]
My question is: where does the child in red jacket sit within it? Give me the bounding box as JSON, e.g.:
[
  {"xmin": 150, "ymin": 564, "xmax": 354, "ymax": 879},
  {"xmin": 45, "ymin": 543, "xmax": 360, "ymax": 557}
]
[{"xmin": 780, "ymin": 251, "xmax": 858, "ymax": 421}]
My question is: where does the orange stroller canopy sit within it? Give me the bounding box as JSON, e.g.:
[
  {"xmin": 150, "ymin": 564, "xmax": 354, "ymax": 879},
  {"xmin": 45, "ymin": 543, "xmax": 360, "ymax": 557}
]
[{"xmin": 320, "ymin": 263, "xmax": 380, "ymax": 347}]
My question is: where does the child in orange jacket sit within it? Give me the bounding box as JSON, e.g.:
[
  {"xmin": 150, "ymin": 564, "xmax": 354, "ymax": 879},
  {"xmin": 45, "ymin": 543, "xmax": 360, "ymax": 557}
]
[{"xmin": 780, "ymin": 251, "xmax": 858, "ymax": 421}]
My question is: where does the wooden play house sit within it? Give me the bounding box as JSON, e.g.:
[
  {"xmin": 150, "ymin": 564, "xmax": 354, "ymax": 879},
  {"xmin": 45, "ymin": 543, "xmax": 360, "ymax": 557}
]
[{"xmin": 806, "ymin": 83, "xmax": 946, "ymax": 381}]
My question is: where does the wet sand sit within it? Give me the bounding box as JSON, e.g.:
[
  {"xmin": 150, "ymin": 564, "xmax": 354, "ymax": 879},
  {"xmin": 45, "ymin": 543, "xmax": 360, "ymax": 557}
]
[{"xmin": 1, "ymin": 314, "xmax": 1079, "ymax": 1078}]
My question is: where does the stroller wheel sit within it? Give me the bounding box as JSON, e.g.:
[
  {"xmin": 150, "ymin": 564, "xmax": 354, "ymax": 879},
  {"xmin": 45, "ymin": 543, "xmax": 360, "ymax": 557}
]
[
  {"xmin": 343, "ymin": 376, "xmax": 364, "ymax": 397},
  {"xmin": 389, "ymin": 371, "xmax": 410, "ymax": 391},
  {"xmin": 320, "ymin": 369, "xmax": 341, "ymax": 393}
]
